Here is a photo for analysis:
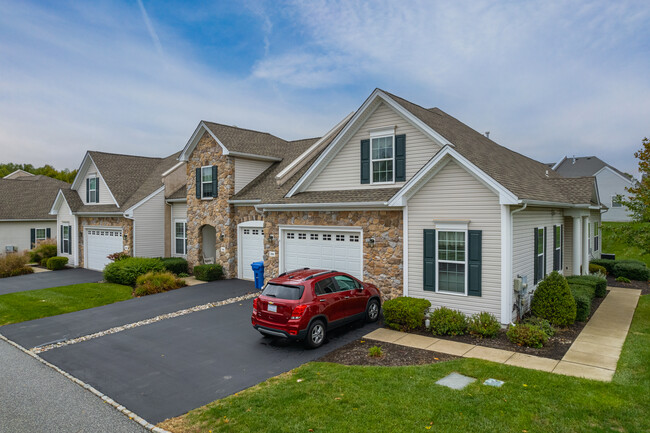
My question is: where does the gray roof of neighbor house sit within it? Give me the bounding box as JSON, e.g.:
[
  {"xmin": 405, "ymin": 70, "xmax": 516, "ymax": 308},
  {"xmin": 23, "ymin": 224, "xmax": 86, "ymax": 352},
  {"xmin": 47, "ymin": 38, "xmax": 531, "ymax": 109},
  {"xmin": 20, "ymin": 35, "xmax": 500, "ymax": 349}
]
[
  {"xmin": 62, "ymin": 151, "xmax": 181, "ymax": 214},
  {"xmin": 0, "ymin": 175, "xmax": 70, "ymax": 220},
  {"xmin": 552, "ymin": 156, "xmax": 633, "ymax": 181}
]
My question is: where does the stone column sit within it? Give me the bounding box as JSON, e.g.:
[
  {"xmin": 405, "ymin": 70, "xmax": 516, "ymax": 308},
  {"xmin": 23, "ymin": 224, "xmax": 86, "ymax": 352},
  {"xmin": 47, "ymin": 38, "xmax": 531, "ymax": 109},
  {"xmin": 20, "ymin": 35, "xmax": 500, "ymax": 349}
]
[
  {"xmin": 582, "ymin": 215, "xmax": 590, "ymax": 275},
  {"xmin": 572, "ymin": 216, "xmax": 582, "ymax": 276}
]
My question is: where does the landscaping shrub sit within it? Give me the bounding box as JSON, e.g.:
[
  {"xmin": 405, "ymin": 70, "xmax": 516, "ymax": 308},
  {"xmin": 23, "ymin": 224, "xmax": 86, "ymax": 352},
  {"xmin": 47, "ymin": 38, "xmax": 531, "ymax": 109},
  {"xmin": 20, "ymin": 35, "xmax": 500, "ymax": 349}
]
[
  {"xmin": 467, "ymin": 312, "xmax": 501, "ymax": 338},
  {"xmin": 616, "ymin": 276, "xmax": 631, "ymax": 283},
  {"xmin": 107, "ymin": 251, "xmax": 130, "ymax": 262},
  {"xmin": 46, "ymin": 256, "xmax": 68, "ymax": 270},
  {"xmin": 160, "ymin": 257, "xmax": 188, "ymax": 275},
  {"xmin": 612, "ymin": 262, "xmax": 650, "ymax": 281},
  {"xmin": 29, "ymin": 239, "xmax": 57, "ymax": 264},
  {"xmin": 506, "ymin": 323, "xmax": 549, "ymax": 348},
  {"xmin": 618, "ymin": 259, "xmax": 647, "ymax": 267},
  {"xmin": 569, "ymin": 284, "xmax": 595, "ymax": 322},
  {"xmin": 40, "ymin": 257, "xmax": 49, "ymax": 267},
  {"xmin": 178, "ymin": 272, "xmax": 189, "ymax": 278},
  {"xmin": 566, "ymin": 275, "xmax": 607, "ymax": 298},
  {"xmin": 382, "ymin": 297, "xmax": 431, "ymax": 331},
  {"xmin": 134, "ymin": 271, "xmax": 186, "ymax": 296},
  {"xmin": 193, "ymin": 264, "xmax": 224, "ymax": 281},
  {"xmin": 589, "ymin": 263, "xmax": 607, "ymax": 275},
  {"xmin": 429, "ymin": 307, "xmax": 468, "ymax": 336},
  {"xmin": 103, "ymin": 257, "xmax": 165, "ymax": 286},
  {"xmin": 530, "ymin": 271, "xmax": 576, "ymax": 327},
  {"xmin": 523, "ymin": 316, "xmax": 555, "ymax": 337},
  {"xmin": 0, "ymin": 252, "xmax": 33, "ymax": 278},
  {"xmin": 368, "ymin": 346, "xmax": 383, "ymax": 358},
  {"xmin": 590, "ymin": 259, "xmax": 616, "ymax": 274}
]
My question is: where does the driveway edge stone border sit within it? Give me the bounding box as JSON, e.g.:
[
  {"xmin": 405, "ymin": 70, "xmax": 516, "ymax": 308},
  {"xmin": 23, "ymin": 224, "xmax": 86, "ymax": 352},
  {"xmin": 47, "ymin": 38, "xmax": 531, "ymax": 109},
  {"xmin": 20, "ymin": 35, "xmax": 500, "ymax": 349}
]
[{"xmin": 0, "ymin": 333, "xmax": 171, "ymax": 433}]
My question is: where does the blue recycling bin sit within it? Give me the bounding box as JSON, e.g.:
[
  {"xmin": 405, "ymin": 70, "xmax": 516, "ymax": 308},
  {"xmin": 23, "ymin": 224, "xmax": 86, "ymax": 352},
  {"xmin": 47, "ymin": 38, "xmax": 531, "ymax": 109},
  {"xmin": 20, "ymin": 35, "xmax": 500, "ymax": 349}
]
[{"xmin": 251, "ymin": 261, "xmax": 265, "ymax": 289}]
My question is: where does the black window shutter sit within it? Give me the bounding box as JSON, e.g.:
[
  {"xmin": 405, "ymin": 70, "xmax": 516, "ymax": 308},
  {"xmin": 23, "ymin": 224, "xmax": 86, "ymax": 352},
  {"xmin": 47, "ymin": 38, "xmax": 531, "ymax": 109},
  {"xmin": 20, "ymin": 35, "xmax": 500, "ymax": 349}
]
[
  {"xmin": 61, "ymin": 225, "xmax": 64, "ymax": 254},
  {"xmin": 212, "ymin": 165, "xmax": 218, "ymax": 198},
  {"xmin": 468, "ymin": 230, "xmax": 482, "ymax": 297},
  {"xmin": 195, "ymin": 168, "xmax": 201, "ymax": 198},
  {"xmin": 423, "ymin": 229, "xmax": 436, "ymax": 291},
  {"xmin": 533, "ymin": 228, "xmax": 539, "ymax": 284},
  {"xmin": 560, "ymin": 224, "xmax": 564, "ymax": 271},
  {"xmin": 360, "ymin": 139, "xmax": 370, "ymax": 184},
  {"xmin": 553, "ymin": 225, "xmax": 558, "ymax": 271},
  {"xmin": 96, "ymin": 177, "xmax": 99, "ymax": 202},
  {"xmin": 30, "ymin": 228, "xmax": 36, "ymax": 249},
  {"xmin": 395, "ymin": 134, "xmax": 406, "ymax": 182},
  {"xmin": 46, "ymin": 228, "xmax": 51, "ymax": 239},
  {"xmin": 543, "ymin": 227, "xmax": 547, "ymax": 278},
  {"xmin": 86, "ymin": 178, "xmax": 90, "ymax": 202}
]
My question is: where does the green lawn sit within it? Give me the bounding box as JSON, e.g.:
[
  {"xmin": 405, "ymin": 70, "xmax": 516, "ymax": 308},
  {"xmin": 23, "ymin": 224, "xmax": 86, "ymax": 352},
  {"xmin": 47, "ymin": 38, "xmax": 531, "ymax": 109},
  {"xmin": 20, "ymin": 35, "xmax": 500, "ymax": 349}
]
[
  {"xmin": 0, "ymin": 283, "xmax": 133, "ymax": 326},
  {"xmin": 161, "ymin": 296, "xmax": 650, "ymax": 433},
  {"xmin": 602, "ymin": 221, "xmax": 650, "ymax": 267}
]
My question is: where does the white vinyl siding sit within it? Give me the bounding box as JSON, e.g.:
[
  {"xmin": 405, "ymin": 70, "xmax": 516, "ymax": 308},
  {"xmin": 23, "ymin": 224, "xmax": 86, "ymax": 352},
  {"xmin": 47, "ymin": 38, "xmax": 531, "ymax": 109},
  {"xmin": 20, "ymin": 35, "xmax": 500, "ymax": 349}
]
[
  {"xmin": 0, "ymin": 221, "xmax": 56, "ymax": 253},
  {"xmin": 234, "ymin": 158, "xmax": 273, "ymax": 194},
  {"xmin": 77, "ymin": 161, "xmax": 114, "ymax": 205},
  {"xmin": 307, "ymin": 101, "xmax": 441, "ymax": 191},
  {"xmin": 171, "ymin": 202, "xmax": 187, "ymax": 221},
  {"xmin": 563, "ymin": 216, "xmax": 574, "ymax": 275},
  {"xmin": 133, "ymin": 189, "xmax": 165, "ymax": 258},
  {"xmin": 56, "ymin": 199, "xmax": 76, "ymax": 265},
  {"xmin": 407, "ymin": 160, "xmax": 502, "ymax": 319},
  {"xmin": 596, "ymin": 168, "xmax": 633, "ymax": 222}
]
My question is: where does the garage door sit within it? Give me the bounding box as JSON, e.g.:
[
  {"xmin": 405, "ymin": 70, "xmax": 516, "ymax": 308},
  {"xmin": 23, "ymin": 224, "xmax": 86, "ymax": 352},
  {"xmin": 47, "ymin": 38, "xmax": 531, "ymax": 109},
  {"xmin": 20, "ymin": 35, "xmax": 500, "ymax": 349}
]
[
  {"xmin": 86, "ymin": 229, "xmax": 123, "ymax": 271},
  {"xmin": 282, "ymin": 228, "xmax": 362, "ymax": 279},
  {"xmin": 240, "ymin": 227, "xmax": 264, "ymax": 280}
]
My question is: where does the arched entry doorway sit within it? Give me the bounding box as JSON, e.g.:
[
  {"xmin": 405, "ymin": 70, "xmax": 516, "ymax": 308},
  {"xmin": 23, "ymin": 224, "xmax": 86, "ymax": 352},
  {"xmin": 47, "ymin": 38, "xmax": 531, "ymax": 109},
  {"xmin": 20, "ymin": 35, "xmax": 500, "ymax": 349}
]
[{"xmin": 201, "ymin": 224, "xmax": 216, "ymax": 264}]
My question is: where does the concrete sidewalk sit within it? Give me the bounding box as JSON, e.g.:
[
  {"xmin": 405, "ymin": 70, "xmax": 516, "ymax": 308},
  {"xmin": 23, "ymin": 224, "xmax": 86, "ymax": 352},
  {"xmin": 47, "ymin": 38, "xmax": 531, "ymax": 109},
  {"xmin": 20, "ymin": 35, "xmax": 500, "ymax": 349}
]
[{"xmin": 365, "ymin": 286, "xmax": 641, "ymax": 381}]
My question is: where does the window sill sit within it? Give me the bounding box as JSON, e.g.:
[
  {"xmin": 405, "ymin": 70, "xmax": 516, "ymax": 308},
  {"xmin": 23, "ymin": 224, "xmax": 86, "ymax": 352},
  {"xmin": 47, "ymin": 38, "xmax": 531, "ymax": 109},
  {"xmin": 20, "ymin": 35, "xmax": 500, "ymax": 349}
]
[
  {"xmin": 370, "ymin": 181, "xmax": 396, "ymax": 186},
  {"xmin": 434, "ymin": 290, "xmax": 468, "ymax": 297},
  {"xmin": 200, "ymin": 197, "xmax": 214, "ymax": 201}
]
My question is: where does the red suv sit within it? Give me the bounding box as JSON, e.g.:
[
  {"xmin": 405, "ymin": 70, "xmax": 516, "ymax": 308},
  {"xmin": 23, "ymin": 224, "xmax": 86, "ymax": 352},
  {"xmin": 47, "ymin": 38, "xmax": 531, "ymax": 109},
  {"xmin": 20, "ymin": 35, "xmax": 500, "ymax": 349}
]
[{"xmin": 251, "ymin": 268, "xmax": 382, "ymax": 348}]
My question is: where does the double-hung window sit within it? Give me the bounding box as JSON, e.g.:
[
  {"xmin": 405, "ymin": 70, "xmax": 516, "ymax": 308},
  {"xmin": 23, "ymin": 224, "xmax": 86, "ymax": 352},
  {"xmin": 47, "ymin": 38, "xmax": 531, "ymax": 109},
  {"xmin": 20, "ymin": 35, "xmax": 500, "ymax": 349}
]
[
  {"xmin": 534, "ymin": 227, "xmax": 545, "ymax": 284},
  {"xmin": 62, "ymin": 225, "xmax": 71, "ymax": 254},
  {"xmin": 371, "ymin": 136, "xmax": 394, "ymax": 183},
  {"xmin": 88, "ymin": 177, "xmax": 98, "ymax": 203},
  {"xmin": 36, "ymin": 228, "xmax": 47, "ymax": 242},
  {"xmin": 437, "ymin": 231, "xmax": 467, "ymax": 294},
  {"xmin": 593, "ymin": 222, "xmax": 599, "ymax": 251},
  {"xmin": 553, "ymin": 225, "xmax": 562, "ymax": 271},
  {"xmin": 611, "ymin": 195, "xmax": 622, "ymax": 208},
  {"xmin": 201, "ymin": 166, "xmax": 213, "ymax": 199},
  {"xmin": 175, "ymin": 221, "xmax": 187, "ymax": 256}
]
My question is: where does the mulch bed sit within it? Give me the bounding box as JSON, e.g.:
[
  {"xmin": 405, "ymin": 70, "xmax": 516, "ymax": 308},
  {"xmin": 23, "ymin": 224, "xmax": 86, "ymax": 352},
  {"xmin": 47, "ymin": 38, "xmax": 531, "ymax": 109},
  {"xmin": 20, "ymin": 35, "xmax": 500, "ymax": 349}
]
[
  {"xmin": 318, "ymin": 339, "xmax": 458, "ymax": 366},
  {"xmin": 606, "ymin": 275, "xmax": 650, "ymax": 295}
]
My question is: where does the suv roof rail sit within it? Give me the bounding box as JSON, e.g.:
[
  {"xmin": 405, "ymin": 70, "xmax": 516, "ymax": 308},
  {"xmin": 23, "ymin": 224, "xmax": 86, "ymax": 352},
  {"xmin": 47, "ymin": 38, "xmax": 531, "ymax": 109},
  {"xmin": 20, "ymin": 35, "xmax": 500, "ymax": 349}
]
[
  {"xmin": 304, "ymin": 270, "xmax": 337, "ymax": 281},
  {"xmin": 278, "ymin": 267, "xmax": 310, "ymax": 277}
]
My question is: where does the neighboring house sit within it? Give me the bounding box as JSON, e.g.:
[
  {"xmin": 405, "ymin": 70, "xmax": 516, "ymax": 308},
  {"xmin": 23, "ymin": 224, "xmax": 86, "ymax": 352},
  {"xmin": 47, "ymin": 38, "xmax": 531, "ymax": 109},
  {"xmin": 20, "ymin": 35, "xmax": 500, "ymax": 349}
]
[
  {"xmin": 551, "ymin": 156, "xmax": 635, "ymax": 222},
  {"xmin": 178, "ymin": 88, "xmax": 604, "ymax": 324},
  {"xmin": 49, "ymin": 151, "xmax": 181, "ymax": 270},
  {"xmin": 3, "ymin": 169, "xmax": 35, "ymax": 179},
  {"xmin": 0, "ymin": 175, "xmax": 68, "ymax": 252}
]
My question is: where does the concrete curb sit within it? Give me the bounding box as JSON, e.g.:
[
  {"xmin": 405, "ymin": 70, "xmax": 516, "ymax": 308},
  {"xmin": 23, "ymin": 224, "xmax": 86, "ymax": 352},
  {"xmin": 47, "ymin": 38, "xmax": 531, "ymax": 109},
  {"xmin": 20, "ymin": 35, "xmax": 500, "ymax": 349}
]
[{"xmin": 1, "ymin": 332, "xmax": 172, "ymax": 433}]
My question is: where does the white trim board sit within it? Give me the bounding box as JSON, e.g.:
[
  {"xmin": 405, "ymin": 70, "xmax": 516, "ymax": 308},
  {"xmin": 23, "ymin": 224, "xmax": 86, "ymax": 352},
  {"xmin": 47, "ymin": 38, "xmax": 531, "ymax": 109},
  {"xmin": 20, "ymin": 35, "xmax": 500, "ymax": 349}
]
[{"xmin": 70, "ymin": 153, "xmax": 119, "ymax": 207}]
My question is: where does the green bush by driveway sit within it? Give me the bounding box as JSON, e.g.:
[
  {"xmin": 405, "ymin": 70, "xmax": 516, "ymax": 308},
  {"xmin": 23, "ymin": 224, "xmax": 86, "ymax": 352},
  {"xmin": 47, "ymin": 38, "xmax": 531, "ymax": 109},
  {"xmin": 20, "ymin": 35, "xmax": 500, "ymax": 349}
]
[{"xmin": 103, "ymin": 257, "xmax": 165, "ymax": 286}]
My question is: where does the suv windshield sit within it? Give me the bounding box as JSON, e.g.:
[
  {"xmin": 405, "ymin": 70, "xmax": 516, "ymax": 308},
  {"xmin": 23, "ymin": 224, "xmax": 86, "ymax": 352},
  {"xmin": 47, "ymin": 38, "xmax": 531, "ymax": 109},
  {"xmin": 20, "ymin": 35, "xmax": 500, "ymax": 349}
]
[{"xmin": 262, "ymin": 283, "xmax": 304, "ymax": 300}]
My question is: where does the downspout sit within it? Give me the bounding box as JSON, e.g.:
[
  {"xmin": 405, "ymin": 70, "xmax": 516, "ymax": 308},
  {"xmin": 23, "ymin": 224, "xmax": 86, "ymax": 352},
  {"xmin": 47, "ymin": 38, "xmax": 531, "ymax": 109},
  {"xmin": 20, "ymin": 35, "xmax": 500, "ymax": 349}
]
[{"xmin": 510, "ymin": 203, "xmax": 528, "ymax": 322}]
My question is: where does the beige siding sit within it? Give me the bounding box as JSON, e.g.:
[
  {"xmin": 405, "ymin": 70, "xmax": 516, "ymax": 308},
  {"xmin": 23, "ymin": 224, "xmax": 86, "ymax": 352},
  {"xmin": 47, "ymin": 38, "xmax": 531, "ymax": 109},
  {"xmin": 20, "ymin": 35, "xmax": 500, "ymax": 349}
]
[
  {"xmin": 171, "ymin": 202, "xmax": 187, "ymax": 220},
  {"xmin": 308, "ymin": 101, "xmax": 441, "ymax": 191},
  {"xmin": 407, "ymin": 160, "xmax": 502, "ymax": 320},
  {"xmin": 56, "ymin": 199, "xmax": 77, "ymax": 265},
  {"xmin": 133, "ymin": 189, "xmax": 165, "ymax": 257},
  {"xmin": 77, "ymin": 161, "xmax": 115, "ymax": 205},
  {"xmin": 0, "ymin": 221, "xmax": 56, "ymax": 253},
  {"xmin": 564, "ymin": 216, "xmax": 574, "ymax": 275},
  {"xmin": 234, "ymin": 158, "xmax": 273, "ymax": 194}
]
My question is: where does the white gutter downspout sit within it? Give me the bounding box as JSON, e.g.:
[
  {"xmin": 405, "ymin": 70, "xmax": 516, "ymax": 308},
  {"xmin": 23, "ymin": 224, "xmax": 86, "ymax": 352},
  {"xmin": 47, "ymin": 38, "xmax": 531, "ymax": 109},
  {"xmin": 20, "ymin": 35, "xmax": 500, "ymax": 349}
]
[{"xmin": 508, "ymin": 203, "xmax": 527, "ymax": 324}]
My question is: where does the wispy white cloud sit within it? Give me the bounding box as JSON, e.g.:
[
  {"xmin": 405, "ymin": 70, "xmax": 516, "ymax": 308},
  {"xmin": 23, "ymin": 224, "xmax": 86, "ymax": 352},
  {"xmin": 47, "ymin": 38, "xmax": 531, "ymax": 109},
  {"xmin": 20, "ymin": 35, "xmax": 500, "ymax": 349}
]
[{"xmin": 137, "ymin": 0, "xmax": 164, "ymax": 57}]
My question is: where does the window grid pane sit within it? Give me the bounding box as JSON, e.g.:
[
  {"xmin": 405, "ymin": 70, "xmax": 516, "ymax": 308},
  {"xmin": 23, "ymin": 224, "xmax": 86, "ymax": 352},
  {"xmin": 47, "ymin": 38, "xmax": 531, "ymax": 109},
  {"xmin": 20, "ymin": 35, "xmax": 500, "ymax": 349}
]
[{"xmin": 438, "ymin": 262, "xmax": 465, "ymax": 293}]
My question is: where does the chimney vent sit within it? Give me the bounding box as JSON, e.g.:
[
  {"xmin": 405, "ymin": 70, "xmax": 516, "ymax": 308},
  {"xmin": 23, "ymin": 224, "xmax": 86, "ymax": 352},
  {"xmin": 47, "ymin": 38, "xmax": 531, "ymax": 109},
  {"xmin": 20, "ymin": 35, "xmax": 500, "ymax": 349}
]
[{"xmin": 484, "ymin": 131, "xmax": 490, "ymax": 138}]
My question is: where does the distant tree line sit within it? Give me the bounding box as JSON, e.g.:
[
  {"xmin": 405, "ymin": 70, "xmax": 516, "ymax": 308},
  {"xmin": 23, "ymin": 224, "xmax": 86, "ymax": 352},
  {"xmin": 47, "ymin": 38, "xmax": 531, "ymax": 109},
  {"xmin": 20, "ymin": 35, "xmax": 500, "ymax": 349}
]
[{"xmin": 0, "ymin": 163, "xmax": 77, "ymax": 183}]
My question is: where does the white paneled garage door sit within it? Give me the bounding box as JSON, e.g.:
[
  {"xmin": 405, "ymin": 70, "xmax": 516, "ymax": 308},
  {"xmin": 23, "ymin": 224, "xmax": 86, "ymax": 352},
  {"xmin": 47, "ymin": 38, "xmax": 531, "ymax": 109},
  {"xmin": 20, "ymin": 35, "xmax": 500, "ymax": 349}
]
[
  {"xmin": 282, "ymin": 228, "xmax": 362, "ymax": 279},
  {"xmin": 240, "ymin": 227, "xmax": 264, "ymax": 280},
  {"xmin": 86, "ymin": 228, "xmax": 123, "ymax": 271}
]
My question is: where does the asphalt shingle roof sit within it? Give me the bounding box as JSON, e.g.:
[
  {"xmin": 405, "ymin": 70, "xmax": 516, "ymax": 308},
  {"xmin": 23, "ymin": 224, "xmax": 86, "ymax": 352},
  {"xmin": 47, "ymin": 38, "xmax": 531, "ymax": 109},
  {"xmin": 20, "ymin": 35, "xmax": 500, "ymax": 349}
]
[
  {"xmin": 0, "ymin": 176, "xmax": 69, "ymax": 220},
  {"xmin": 202, "ymin": 122, "xmax": 292, "ymax": 160},
  {"xmin": 553, "ymin": 156, "xmax": 633, "ymax": 181}
]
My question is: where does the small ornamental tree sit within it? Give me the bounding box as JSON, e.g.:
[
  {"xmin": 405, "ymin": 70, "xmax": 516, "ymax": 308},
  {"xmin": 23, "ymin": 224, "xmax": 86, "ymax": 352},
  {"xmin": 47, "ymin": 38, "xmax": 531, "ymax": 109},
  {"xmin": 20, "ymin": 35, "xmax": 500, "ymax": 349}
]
[{"xmin": 530, "ymin": 271, "xmax": 577, "ymax": 327}]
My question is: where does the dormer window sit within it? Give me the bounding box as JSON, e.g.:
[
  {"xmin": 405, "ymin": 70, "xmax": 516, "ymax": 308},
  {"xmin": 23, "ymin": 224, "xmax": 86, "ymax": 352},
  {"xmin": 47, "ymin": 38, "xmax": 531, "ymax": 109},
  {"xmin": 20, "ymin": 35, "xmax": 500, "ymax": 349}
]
[
  {"xmin": 87, "ymin": 176, "xmax": 98, "ymax": 203},
  {"xmin": 371, "ymin": 136, "xmax": 394, "ymax": 183}
]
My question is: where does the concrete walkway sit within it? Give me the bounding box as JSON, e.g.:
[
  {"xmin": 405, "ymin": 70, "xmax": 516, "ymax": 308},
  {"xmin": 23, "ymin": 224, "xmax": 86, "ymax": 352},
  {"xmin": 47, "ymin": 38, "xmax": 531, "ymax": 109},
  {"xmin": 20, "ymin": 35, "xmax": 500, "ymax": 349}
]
[{"xmin": 365, "ymin": 286, "xmax": 641, "ymax": 382}]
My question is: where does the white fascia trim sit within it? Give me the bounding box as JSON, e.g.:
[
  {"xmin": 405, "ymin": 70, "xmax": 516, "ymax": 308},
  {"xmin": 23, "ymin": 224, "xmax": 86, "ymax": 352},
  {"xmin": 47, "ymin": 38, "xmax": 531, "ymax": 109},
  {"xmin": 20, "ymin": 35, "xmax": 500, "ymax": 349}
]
[
  {"xmin": 387, "ymin": 146, "xmax": 519, "ymax": 207},
  {"xmin": 239, "ymin": 220, "xmax": 264, "ymax": 228},
  {"xmin": 179, "ymin": 122, "xmax": 229, "ymax": 161},
  {"xmin": 161, "ymin": 161, "xmax": 185, "ymax": 177},
  {"xmin": 551, "ymin": 156, "xmax": 567, "ymax": 171},
  {"xmin": 0, "ymin": 218, "xmax": 56, "ymax": 222},
  {"xmin": 593, "ymin": 165, "xmax": 635, "ymax": 185},
  {"xmin": 49, "ymin": 189, "xmax": 67, "ymax": 215},
  {"xmin": 229, "ymin": 151, "xmax": 282, "ymax": 162},
  {"xmin": 520, "ymin": 199, "xmax": 591, "ymax": 208},
  {"xmin": 75, "ymin": 212, "xmax": 123, "ymax": 216},
  {"xmin": 123, "ymin": 186, "xmax": 165, "ymax": 217},
  {"xmin": 71, "ymin": 153, "xmax": 120, "ymax": 207},
  {"xmin": 592, "ymin": 177, "xmax": 602, "ymax": 207},
  {"xmin": 3, "ymin": 169, "xmax": 34, "ymax": 178},
  {"xmin": 229, "ymin": 199, "xmax": 262, "ymax": 205},
  {"xmin": 256, "ymin": 201, "xmax": 389, "ymax": 211},
  {"xmin": 287, "ymin": 89, "xmax": 453, "ymax": 197},
  {"xmin": 276, "ymin": 112, "xmax": 355, "ymax": 181},
  {"xmin": 70, "ymin": 152, "xmax": 91, "ymax": 189}
]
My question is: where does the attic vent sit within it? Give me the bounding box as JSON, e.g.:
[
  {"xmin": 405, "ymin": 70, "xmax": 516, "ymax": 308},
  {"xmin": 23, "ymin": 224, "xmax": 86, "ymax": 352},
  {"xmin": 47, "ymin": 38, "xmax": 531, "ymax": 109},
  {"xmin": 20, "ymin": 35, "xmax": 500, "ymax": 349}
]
[
  {"xmin": 545, "ymin": 170, "xmax": 549, "ymax": 178},
  {"xmin": 484, "ymin": 131, "xmax": 490, "ymax": 138}
]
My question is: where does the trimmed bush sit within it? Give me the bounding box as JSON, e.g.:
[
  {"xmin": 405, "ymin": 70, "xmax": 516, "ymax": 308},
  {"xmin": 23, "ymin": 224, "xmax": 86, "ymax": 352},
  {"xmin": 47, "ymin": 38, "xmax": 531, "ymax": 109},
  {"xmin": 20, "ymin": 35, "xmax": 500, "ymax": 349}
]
[
  {"xmin": 193, "ymin": 264, "xmax": 224, "ymax": 281},
  {"xmin": 134, "ymin": 271, "xmax": 186, "ymax": 296},
  {"xmin": 612, "ymin": 262, "xmax": 649, "ymax": 281},
  {"xmin": 30, "ymin": 239, "xmax": 57, "ymax": 264},
  {"xmin": 566, "ymin": 275, "xmax": 607, "ymax": 298},
  {"xmin": 507, "ymin": 323, "xmax": 549, "ymax": 348},
  {"xmin": 382, "ymin": 297, "xmax": 431, "ymax": 331},
  {"xmin": 160, "ymin": 257, "xmax": 188, "ymax": 275},
  {"xmin": 616, "ymin": 276, "xmax": 631, "ymax": 283},
  {"xmin": 46, "ymin": 256, "xmax": 68, "ymax": 270},
  {"xmin": 523, "ymin": 316, "xmax": 555, "ymax": 337},
  {"xmin": 530, "ymin": 271, "xmax": 577, "ymax": 327},
  {"xmin": 0, "ymin": 252, "xmax": 33, "ymax": 278},
  {"xmin": 590, "ymin": 259, "xmax": 616, "ymax": 274},
  {"xmin": 178, "ymin": 272, "xmax": 189, "ymax": 278},
  {"xmin": 468, "ymin": 312, "xmax": 501, "ymax": 338},
  {"xmin": 429, "ymin": 307, "xmax": 468, "ymax": 336},
  {"xmin": 569, "ymin": 284, "xmax": 595, "ymax": 322},
  {"xmin": 103, "ymin": 257, "xmax": 165, "ymax": 286},
  {"xmin": 40, "ymin": 257, "xmax": 49, "ymax": 267},
  {"xmin": 107, "ymin": 251, "xmax": 130, "ymax": 262},
  {"xmin": 589, "ymin": 263, "xmax": 607, "ymax": 275},
  {"xmin": 618, "ymin": 259, "xmax": 647, "ymax": 267}
]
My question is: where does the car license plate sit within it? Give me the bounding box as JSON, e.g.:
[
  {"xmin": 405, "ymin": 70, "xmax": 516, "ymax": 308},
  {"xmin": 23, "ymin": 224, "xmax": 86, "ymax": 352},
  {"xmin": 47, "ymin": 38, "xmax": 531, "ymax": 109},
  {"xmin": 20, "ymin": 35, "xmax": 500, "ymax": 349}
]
[{"xmin": 267, "ymin": 304, "xmax": 277, "ymax": 312}]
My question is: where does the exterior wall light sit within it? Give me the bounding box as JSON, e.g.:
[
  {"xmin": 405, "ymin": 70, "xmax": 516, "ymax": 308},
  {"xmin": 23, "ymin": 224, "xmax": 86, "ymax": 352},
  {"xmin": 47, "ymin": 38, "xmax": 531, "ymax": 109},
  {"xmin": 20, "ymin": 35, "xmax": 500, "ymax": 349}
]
[
  {"xmin": 366, "ymin": 237, "xmax": 375, "ymax": 247},
  {"xmin": 219, "ymin": 234, "xmax": 225, "ymax": 241}
]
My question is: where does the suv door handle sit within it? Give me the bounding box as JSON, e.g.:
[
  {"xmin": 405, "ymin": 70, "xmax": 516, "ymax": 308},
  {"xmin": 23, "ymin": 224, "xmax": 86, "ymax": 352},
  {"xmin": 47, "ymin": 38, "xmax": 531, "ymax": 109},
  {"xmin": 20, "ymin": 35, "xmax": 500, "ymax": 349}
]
[
  {"xmin": 344, "ymin": 296, "xmax": 350, "ymax": 299},
  {"xmin": 319, "ymin": 299, "xmax": 326, "ymax": 302}
]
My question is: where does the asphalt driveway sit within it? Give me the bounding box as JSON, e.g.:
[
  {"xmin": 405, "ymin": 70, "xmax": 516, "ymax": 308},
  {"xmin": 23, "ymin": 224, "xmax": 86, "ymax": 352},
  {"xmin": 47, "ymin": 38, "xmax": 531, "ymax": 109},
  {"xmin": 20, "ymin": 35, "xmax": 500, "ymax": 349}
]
[
  {"xmin": 0, "ymin": 268, "xmax": 103, "ymax": 295},
  {"xmin": 1, "ymin": 278, "xmax": 379, "ymax": 424}
]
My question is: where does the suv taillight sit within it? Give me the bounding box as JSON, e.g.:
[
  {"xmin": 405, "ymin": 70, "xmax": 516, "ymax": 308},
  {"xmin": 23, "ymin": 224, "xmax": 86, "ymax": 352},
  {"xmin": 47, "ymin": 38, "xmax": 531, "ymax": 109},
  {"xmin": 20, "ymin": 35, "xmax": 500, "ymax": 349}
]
[
  {"xmin": 253, "ymin": 297, "xmax": 259, "ymax": 314},
  {"xmin": 290, "ymin": 305, "xmax": 307, "ymax": 320}
]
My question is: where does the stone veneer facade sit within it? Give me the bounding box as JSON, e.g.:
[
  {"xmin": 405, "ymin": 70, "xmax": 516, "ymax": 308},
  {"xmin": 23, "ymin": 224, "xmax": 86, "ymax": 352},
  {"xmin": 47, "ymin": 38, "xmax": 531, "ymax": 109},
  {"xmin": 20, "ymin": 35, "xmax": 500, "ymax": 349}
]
[
  {"xmin": 262, "ymin": 210, "xmax": 403, "ymax": 300},
  {"xmin": 77, "ymin": 216, "xmax": 133, "ymax": 268}
]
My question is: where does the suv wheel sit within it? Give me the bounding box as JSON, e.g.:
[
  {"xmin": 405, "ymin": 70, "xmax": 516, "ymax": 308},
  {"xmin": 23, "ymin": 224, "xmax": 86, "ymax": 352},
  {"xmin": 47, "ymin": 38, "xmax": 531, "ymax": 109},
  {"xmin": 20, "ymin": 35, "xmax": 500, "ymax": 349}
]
[
  {"xmin": 304, "ymin": 320, "xmax": 326, "ymax": 349},
  {"xmin": 366, "ymin": 299, "xmax": 380, "ymax": 323}
]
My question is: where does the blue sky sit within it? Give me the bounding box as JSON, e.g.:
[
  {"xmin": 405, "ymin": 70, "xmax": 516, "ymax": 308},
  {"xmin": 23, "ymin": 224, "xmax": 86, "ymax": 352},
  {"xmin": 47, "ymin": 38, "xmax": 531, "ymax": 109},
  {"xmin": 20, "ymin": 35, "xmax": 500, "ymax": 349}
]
[{"xmin": 1, "ymin": 0, "xmax": 649, "ymax": 177}]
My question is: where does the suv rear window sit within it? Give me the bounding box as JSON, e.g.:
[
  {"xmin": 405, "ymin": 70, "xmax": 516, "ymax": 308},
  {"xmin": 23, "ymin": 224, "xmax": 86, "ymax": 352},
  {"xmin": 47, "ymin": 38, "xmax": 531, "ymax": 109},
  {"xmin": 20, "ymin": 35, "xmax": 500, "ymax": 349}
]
[{"xmin": 262, "ymin": 283, "xmax": 304, "ymax": 300}]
